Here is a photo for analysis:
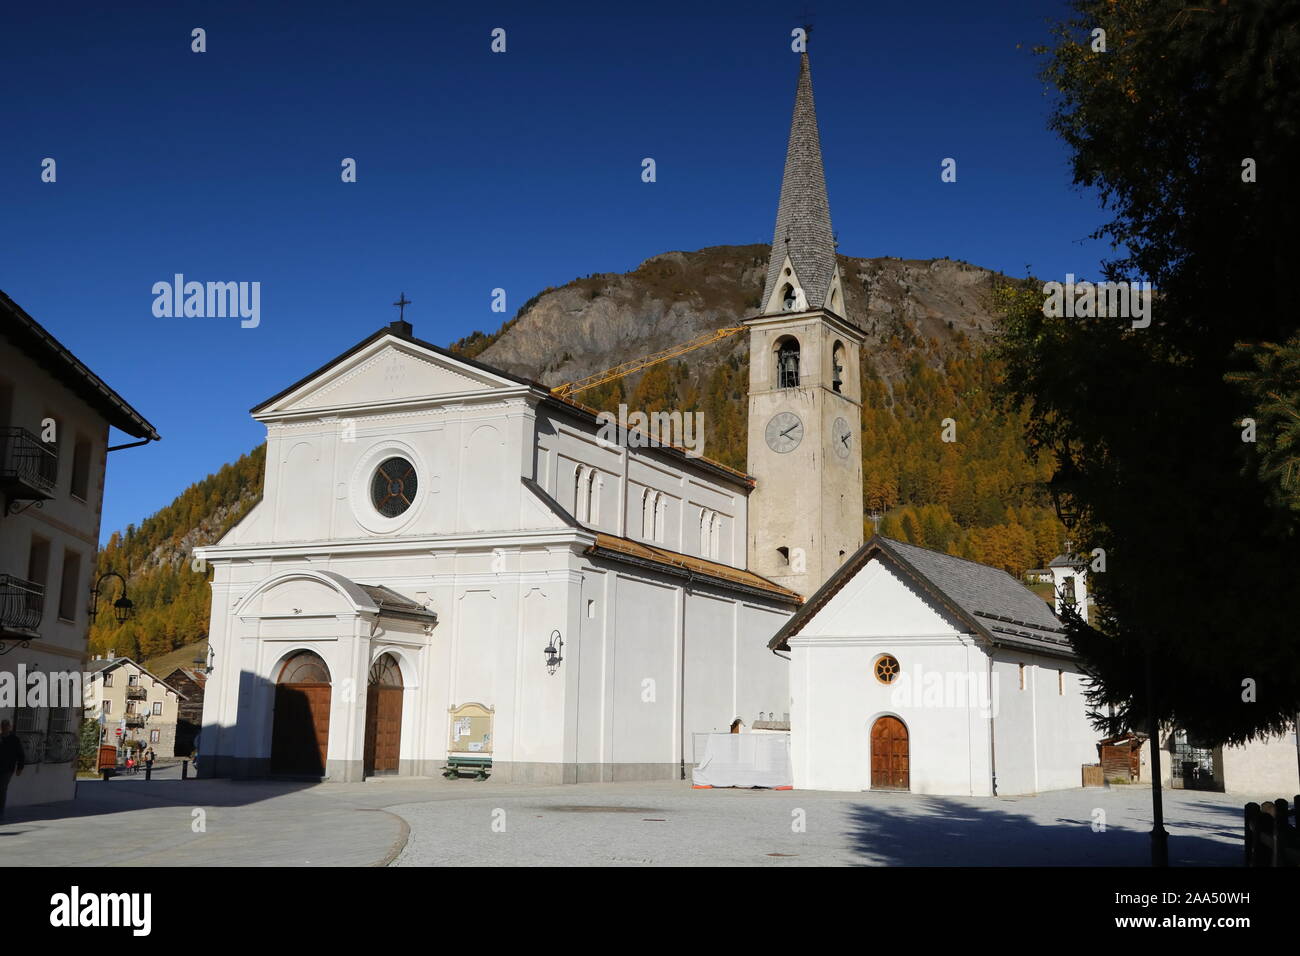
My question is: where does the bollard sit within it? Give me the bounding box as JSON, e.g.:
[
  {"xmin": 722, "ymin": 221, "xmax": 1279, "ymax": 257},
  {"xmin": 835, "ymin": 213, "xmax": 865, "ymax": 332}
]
[
  {"xmin": 181, "ymin": 759, "xmax": 188, "ymax": 780},
  {"xmin": 101, "ymin": 768, "xmax": 110, "ymax": 781}
]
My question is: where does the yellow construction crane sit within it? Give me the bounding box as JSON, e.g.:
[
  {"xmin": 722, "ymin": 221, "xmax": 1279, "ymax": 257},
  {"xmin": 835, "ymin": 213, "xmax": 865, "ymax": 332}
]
[{"xmin": 549, "ymin": 325, "xmax": 746, "ymax": 398}]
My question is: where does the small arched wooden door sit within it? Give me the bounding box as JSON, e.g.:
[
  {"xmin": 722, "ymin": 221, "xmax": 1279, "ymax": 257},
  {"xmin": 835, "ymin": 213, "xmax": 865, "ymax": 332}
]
[
  {"xmin": 363, "ymin": 653, "xmax": 404, "ymax": 776},
  {"xmin": 271, "ymin": 651, "xmax": 331, "ymax": 776},
  {"xmin": 870, "ymin": 716, "xmax": 910, "ymax": 791}
]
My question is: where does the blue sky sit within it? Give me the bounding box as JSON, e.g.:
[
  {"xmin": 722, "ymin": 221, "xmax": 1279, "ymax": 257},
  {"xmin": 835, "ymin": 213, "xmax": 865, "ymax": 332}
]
[{"xmin": 0, "ymin": 0, "xmax": 1107, "ymax": 542}]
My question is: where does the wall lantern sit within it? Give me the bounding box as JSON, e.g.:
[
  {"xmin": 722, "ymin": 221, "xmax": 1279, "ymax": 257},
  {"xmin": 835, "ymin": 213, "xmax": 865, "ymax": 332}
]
[
  {"xmin": 544, "ymin": 629, "xmax": 564, "ymax": 674},
  {"xmin": 1049, "ymin": 446, "xmax": 1082, "ymax": 531},
  {"xmin": 89, "ymin": 571, "xmax": 134, "ymax": 624},
  {"xmin": 193, "ymin": 645, "xmax": 215, "ymax": 675}
]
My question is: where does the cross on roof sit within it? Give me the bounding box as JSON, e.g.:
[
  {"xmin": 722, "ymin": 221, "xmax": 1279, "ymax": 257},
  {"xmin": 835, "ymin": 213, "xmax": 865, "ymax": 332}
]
[{"xmin": 393, "ymin": 292, "xmax": 411, "ymax": 322}]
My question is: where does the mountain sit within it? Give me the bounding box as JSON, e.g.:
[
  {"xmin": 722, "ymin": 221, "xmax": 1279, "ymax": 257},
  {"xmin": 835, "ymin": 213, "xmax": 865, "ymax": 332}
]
[
  {"xmin": 89, "ymin": 446, "xmax": 264, "ymax": 661},
  {"xmin": 90, "ymin": 245, "xmax": 1063, "ymax": 662},
  {"xmin": 455, "ymin": 244, "xmax": 1000, "ymax": 388}
]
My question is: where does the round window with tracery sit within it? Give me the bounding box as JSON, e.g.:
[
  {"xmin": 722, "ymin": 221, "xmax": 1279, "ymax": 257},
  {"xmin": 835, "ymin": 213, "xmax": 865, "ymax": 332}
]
[
  {"xmin": 371, "ymin": 457, "xmax": 418, "ymax": 518},
  {"xmin": 874, "ymin": 654, "xmax": 900, "ymax": 685}
]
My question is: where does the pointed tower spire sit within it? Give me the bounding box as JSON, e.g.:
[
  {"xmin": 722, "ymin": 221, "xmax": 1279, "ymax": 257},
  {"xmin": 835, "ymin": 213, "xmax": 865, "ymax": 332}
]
[{"xmin": 761, "ymin": 49, "xmax": 841, "ymax": 315}]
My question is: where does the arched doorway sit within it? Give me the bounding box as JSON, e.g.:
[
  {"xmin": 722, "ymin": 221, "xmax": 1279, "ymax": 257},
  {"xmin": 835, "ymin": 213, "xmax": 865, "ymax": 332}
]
[
  {"xmin": 271, "ymin": 650, "xmax": 331, "ymax": 776},
  {"xmin": 870, "ymin": 716, "xmax": 909, "ymax": 791},
  {"xmin": 363, "ymin": 653, "xmax": 404, "ymax": 776}
]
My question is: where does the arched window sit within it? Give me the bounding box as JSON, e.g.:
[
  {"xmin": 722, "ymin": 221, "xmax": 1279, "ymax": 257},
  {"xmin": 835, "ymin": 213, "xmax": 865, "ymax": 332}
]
[
  {"xmin": 699, "ymin": 509, "xmax": 721, "ymax": 559},
  {"xmin": 776, "ymin": 338, "xmax": 801, "ymax": 389},
  {"xmin": 654, "ymin": 494, "xmax": 666, "ymax": 543},
  {"xmin": 586, "ymin": 470, "xmax": 600, "ymax": 524},
  {"xmin": 574, "ymin": 467, "xmax": 586, "ymax": 521},
  {"xmin": 832, "ymin": 341, "xmax": 846, "ymax": 393},
  {"xmin": 781, "ymin": 283, "xmax": 798, "ymax": 311},
  {"xmin": 642, "ymin": 489, "xmax": 656, "ymax": 540},
  {"xmin": 368, "ymin": 653, "xmax": 403, "ymax": 688},
  {"xmin": 277, "ymin": 650, "xmax": 330, "ymax": 685}
]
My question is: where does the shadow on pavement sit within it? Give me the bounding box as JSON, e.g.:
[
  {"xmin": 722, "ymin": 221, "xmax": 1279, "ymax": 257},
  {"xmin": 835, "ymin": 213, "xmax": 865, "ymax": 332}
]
[{"xmin": 843, "ymin": 795, "xmax": 1241, "ymax": 866}]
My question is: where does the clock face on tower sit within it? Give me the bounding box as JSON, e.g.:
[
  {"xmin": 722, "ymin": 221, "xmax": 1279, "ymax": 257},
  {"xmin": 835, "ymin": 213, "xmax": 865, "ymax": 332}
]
[
  {"xmin": 832, "ymin": 417, "xmax": 852, "ymax": 459},
  {"xmin": 765, "ymin": 411, "xmax": 804, "ymax": 453}
]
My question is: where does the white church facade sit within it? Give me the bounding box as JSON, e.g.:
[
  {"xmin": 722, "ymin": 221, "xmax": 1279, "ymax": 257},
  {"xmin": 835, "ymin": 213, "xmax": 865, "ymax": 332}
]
[{"xmin": 195, "ymin": 325, "xmax": 799, "ymax": 783}]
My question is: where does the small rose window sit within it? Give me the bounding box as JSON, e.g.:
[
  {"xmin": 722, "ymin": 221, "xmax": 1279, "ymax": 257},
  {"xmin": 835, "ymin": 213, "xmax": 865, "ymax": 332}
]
[
  {"xmin": 371, "ymin": 457, "xmax": 418, "ymax": 518},
  {"xmin": 874, "ymin": 654, "xmax": 900, "ymax": 685}
]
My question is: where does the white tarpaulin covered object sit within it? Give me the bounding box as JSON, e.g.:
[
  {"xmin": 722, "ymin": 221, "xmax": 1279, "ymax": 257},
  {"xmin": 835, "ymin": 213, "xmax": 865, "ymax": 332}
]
[{"xmin": 691, "ymin": 733, "xmax": 792, "ymax": 788}]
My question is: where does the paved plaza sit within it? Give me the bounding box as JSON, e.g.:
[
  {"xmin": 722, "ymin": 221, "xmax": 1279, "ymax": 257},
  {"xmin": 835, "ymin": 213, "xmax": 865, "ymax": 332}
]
[{"xmin": 0, "ymin": 774, "xmax": 1256, "ymax": 867}]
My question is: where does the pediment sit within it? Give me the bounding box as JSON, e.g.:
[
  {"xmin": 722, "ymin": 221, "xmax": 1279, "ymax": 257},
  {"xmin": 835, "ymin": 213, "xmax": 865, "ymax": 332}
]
[
  {"xmin": 797, "ymin": 555, "xmax": 966, "ymax": 639},
  {"xmin": 259, "ymin": 335, "xmax": 527, "ymax": 416}
]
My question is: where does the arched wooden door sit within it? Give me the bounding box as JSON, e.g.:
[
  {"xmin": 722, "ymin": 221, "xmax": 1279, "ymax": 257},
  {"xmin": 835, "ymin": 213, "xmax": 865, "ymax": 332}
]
[
  {"xmin": 271, "ymin": 651, "xmax": 331, "ymax": 775},
  {"xmin": 870, "ymin": 716, "xmax": 910, "ymax": 791},
  {"xmin": 363, "ymin": 653, "xmax": 404, "ymax": 776}
]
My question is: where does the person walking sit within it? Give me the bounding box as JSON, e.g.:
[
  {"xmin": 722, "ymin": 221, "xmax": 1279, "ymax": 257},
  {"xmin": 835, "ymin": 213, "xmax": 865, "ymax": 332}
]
[{"xmin": 0, "ymin": 720, "xmax": 26, "ymax": 819}]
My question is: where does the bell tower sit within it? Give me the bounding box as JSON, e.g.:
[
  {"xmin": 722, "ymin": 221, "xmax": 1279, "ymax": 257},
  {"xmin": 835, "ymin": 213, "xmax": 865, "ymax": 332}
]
[{"xmin": 745, "ymin": 48, "xmax": 864, "ymax": 598}]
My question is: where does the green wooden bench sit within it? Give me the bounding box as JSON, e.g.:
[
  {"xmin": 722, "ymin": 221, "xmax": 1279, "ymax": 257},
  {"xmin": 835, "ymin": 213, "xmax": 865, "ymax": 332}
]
[{"xmin": 443, "ymin": 755, "xmax": 492, "ymax": 780}]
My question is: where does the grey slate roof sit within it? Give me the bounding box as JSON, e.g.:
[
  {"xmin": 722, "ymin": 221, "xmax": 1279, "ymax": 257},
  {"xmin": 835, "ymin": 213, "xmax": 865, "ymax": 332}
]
[
  {"xmin": 761, "ymin": 51, "xmax": 839, "ymax": 312},
  {"xmin": 356, "ymin": 584, "xmax": 438, "ymax": 622},
  {"xmin": 1048, "ymin": 553, "xmax": 1083, "ymax": 568},
  {"xmin": 769, "ymin": 536, "xmax": 1074, "ymax": 658},
  {"xmin": 885, "ymin": 538, "xmax": 1067, "ymax": 647}
]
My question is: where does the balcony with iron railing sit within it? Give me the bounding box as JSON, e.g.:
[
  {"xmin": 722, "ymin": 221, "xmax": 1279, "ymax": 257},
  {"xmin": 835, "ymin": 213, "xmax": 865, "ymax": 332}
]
[
  {"xmin": 125, "ymin": 685, "xmax": 147, "ymax": 700},
  {"xmin": 124, "ymin": 714, "xmax": 147, "ymax": 728},
  {"xmin": 0, "ymin": 575, "xmax": 44, "ymax": 632},
  {"xmin": 0, "ymin": 427, "xmax": 58, "ymax": 503}
]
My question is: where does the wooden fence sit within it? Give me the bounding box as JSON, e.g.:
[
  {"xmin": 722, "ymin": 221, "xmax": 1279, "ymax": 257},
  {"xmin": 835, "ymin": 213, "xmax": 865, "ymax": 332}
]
[{"xmin": 1244, "ymin": 796, "xmax": 1300, "ymax": 866}]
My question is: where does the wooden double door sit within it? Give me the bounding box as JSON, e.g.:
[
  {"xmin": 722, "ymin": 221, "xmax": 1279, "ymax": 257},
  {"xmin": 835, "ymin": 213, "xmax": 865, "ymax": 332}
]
[
  {"xmin": 270, "ymin": 682, "xmax": 331, "ymax": 775},
  {"xmin": 363, "ymin": 654, "xmax": 404, "ymax": 776},
  {"xmin": 870, "ymin": 716, "xmax": 910, "ymax": 791}
]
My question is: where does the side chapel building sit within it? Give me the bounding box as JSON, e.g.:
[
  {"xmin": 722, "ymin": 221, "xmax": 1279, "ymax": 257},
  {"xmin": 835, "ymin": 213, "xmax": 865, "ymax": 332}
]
[{"xmin": 199, "ymin": 50, "xmax": 1112, "ymax": 795}]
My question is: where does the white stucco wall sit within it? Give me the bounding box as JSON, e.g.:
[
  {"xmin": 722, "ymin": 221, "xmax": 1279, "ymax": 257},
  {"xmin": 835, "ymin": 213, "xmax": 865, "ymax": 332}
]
[
  {"xmin": 786, "ymin": 558, "xmax": 994, "ymax": 795},
  {"xmin": 535, "ymin": 404, "xmax": 748, "ymax": 566},
  {"xmin": 989, "ymin": 649, "xmax": 1097, "ymax": 795},
  {"xmin": 1220, "ymin": 731, "xmax": 1300, "ymax": 796}
]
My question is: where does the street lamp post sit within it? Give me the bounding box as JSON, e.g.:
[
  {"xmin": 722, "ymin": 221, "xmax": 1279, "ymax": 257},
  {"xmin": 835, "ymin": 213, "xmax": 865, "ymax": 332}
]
[
  {"xmin": 1050, "ymin": 446, "xmax": 1168, "ymax": 867},
  {"xmin": 88, "ymin": 571, "xmax": 134, "ymax": 624},
  {"xmin": 1145, "ymin": 650, "xmax": 1170, "ymax": 866}
]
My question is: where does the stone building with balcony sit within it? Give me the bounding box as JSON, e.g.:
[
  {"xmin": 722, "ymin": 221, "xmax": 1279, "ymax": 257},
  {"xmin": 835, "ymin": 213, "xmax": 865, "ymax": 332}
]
[
  {"xmin": 83, "ymin": 656, "xmax": 184, "ymax": 759},
  {"xmin": 0, "ymin": 291, "xmax": 158, "ymax": 807},
  {"xmin": 160, "ymin": 664, "xmax": 206, "ymax": 757}
]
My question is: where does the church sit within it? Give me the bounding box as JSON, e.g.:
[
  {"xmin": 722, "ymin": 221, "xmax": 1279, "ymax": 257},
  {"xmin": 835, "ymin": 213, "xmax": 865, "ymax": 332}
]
[{"xmin": 197, "ymin": 49, "xmax": 1105, "ymax": 794}]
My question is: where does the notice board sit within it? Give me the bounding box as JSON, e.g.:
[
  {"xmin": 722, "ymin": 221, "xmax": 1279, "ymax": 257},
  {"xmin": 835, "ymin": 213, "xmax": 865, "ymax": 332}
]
[{"xmin": 448, "ymin": 702, "xmax": 494, "ymax": 754}]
